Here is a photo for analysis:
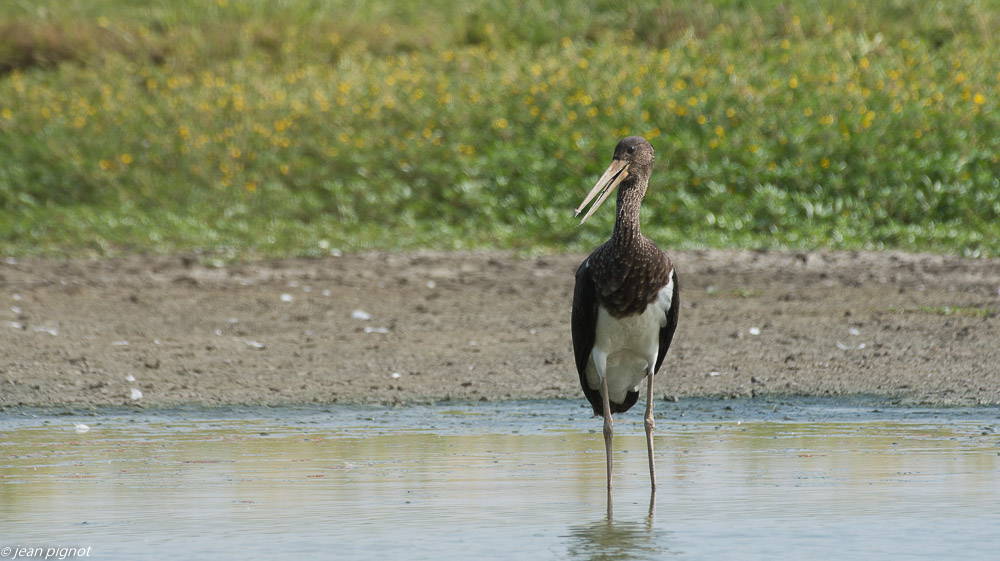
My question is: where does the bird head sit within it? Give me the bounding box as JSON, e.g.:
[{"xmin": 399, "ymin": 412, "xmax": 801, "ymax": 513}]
[{"xmin": 574, "ymin": 136, "xmax": 655, "ymax": 225}]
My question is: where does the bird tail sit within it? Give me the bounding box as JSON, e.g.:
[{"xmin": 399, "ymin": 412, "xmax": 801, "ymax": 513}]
[{"xmin": 585, "ymin": 388, "xmax": 640, "ymax": 417}]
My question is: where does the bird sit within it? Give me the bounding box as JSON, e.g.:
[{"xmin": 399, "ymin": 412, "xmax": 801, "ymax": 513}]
[{"xmin": 571, "ymin": 136, "xmax": 679, "ymax": 494}]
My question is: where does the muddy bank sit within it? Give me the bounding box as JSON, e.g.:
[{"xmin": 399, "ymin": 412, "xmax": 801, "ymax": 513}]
[{"xmin": 1, "ymin": 250, "xmax": 998, "ymax": 409}]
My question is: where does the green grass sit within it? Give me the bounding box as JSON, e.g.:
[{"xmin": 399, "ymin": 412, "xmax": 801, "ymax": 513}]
[
  {"xmin": 889, "ymin": 305, "xmax": 996, "ymax": 319},
  {"xmin": 2, "ymin": 0, "xmax": 999, "ymax": 258}
]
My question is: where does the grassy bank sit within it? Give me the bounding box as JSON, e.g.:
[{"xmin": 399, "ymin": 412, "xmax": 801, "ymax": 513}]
[{"xmin": 1, "ymin": 1, "xmax": 998, "ymax": 258}]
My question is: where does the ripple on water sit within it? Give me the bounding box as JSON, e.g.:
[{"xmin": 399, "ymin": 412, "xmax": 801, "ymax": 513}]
[{"xmin": 1, "ymin": 399, "xmax": 999, "ymax": 560}]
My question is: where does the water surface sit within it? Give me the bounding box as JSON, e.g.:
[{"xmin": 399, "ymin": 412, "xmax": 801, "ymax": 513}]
[{"xmin": 2, "ymin": 399, "xmax": 999, "ymax": 560}]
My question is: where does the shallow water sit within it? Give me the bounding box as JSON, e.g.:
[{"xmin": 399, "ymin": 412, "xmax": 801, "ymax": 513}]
[{"xmin": 2, "ymin": 399, "xmax": 1000, "ymax": 560}]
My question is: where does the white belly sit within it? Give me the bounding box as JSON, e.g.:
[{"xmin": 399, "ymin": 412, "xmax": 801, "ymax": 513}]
[{"xmin": 586, "ymin": 278, "xmax": 674, "ymax": 404}]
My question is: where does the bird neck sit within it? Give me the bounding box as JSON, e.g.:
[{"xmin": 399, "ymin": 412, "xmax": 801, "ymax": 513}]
[{"xmin": 610, "ymin": 184, "xmax": 644, "ymax": 247}]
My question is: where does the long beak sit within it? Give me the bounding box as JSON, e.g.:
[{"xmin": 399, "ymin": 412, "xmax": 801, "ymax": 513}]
[{"xmin": 575, "ymin": 159, "xmax": 630, "ymax": 225}]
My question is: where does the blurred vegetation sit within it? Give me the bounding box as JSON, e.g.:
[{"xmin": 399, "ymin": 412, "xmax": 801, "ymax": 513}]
[{"xmin": 1, "ymin": 0, "xmax": 998, "ymax": 258}]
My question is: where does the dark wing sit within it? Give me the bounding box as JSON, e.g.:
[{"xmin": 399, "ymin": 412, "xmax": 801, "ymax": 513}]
[
  {"xmin": 654, "ymin": 267, "xmax": 680, "ymax": 373},
  {"xmin": 571, "ymin": 258, "xmax": 603, "ymax": 414},
  {"xmin": 572, "ymin": 258, "xmax": 640, "ymax": 416}
]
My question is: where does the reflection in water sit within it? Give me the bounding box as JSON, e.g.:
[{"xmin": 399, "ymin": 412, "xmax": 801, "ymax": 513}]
[
  {"xmin": 2, "ymin": 401, "xmax": 1000, "ymax": 560},
  {"xmin": 566, "ymin": 491, "xmax": 667, "ymax": 561},
  {"xmin": 604, "ymin": 488, "xmax": 655, "ymax": 526}
]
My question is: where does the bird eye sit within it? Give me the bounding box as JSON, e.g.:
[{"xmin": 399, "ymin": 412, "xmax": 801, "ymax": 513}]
[{"xmin": 627, "ymin": 145, "xmax": 637, "ymax": 154}]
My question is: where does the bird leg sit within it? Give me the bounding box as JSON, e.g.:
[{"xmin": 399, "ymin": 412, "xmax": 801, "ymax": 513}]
[
  {"xmin": 606, "ymin": 488, "xmax": 614, "ymax": 522},
  {"xmin": 644, "ymin": 368, "xmax": 656, "ymax": 490},
  {"xmin": 600, "ymin": 372, "xmax": 614, "ymax": 493},
  {"xmin": 647, "ymin": 488, "xmax": 656, "ymax": 528}
]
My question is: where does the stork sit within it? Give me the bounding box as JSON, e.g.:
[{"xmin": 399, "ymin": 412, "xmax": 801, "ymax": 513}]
[{"xmin": 571, "ymin": 136, "xmax": 680, "ymax": 493}]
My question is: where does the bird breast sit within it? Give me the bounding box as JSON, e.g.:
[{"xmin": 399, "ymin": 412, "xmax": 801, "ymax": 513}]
[{"xmin": 586, "ymin": 277, "xmax": 674, "ymax": 403}]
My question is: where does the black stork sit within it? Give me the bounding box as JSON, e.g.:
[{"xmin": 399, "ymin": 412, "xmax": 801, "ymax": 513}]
[{"xmin": 571, "ymin": 136, "xmax": 679, "ymax": 493}]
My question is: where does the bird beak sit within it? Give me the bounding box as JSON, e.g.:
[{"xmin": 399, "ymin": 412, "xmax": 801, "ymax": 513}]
[{"xmin": 574, "ymin": 159, "xmax": 630, "ymax": 225}]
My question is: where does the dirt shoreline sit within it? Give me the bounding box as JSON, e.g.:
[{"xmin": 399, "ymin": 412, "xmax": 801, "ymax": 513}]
[{"xmin": 1, "ymin": 249, "xmax": 998, "ymax": 410}]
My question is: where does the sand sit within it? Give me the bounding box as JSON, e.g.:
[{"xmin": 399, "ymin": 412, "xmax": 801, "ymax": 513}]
[{"xmin": 2, "ymin": 249, "xmax": 998, "ymax": 409}]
